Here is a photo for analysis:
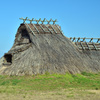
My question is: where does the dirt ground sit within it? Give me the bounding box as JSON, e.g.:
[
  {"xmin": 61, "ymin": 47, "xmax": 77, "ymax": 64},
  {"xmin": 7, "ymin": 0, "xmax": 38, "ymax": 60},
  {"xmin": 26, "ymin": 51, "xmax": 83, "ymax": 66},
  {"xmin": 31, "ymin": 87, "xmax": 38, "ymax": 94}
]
[{"xmin": 0, "ymin": 89, "xmax": 100, "ymax": 100}]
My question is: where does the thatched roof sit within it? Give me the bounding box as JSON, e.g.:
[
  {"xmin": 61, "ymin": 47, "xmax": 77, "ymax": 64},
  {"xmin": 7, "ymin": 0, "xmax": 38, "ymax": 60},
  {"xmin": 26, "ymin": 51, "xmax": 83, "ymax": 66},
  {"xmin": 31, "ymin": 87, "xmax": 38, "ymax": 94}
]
[{"xmin": 0, "ymin": 23, "xmax": 100, "ymax": 75}]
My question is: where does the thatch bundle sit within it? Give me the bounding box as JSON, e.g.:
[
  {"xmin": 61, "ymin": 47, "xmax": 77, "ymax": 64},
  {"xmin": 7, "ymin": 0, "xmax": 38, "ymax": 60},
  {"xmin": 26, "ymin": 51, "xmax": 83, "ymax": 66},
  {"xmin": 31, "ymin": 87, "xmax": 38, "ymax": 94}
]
[{"xmin": 0, "ymin": 23, "xmax": 100, "ymax": 75}]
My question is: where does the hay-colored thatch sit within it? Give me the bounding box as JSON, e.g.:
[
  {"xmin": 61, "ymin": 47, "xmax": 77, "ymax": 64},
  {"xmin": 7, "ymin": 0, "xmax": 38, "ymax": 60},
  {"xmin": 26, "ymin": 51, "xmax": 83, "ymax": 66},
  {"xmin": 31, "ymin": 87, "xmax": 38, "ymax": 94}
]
[{"xmin": 0, "ymin": 23, "xmax": 100, "ymax": 75}]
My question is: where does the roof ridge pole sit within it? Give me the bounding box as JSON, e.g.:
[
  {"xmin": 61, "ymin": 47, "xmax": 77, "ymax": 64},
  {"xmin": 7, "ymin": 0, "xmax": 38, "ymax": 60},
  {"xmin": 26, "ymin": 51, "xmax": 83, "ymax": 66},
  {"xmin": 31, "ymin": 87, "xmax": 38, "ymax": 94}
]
[
  {"xmin": 35, "ymin": 18, "xmax": 46, "ymax": 33},
  {"xmin": 47, "ymin": 19, "xmax": 57, "ymax": 34}
]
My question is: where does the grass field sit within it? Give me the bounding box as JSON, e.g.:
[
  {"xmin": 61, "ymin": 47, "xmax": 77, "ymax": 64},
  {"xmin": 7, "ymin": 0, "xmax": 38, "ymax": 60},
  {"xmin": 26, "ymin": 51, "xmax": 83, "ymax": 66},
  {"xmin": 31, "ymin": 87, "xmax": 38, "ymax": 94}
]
[{"xmin": 0, "ymin": 72, "xmax": 100, "ymax": 100}]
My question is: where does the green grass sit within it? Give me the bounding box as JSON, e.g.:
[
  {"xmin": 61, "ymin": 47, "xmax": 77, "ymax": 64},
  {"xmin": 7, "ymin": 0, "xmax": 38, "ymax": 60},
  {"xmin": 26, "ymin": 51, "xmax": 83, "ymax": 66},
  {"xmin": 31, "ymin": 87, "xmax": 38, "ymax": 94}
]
[{"xmin": 0, "ymin": 72, "xmax": 100, "ymax": 94}]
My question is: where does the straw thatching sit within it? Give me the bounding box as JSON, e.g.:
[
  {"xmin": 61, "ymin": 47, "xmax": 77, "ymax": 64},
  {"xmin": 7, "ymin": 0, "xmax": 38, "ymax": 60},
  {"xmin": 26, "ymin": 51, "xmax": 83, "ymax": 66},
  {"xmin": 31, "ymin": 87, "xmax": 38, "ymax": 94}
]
[{"xmin": 0, "ymin": 23, "xmax": 100, "ymax": 75}]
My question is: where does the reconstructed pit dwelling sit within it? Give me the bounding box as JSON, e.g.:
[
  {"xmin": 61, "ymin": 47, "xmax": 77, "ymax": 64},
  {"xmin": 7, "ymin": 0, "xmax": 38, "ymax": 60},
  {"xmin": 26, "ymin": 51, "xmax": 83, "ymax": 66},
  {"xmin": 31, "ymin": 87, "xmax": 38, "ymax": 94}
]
[{"xmin": 0, "ymin": 18, "xmax": 100, "ymax": 75}]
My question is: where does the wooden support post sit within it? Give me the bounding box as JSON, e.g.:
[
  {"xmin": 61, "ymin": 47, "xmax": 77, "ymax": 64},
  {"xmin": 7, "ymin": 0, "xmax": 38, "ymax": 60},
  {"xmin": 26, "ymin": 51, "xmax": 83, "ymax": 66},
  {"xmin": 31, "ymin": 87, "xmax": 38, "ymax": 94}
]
[
  {"xmin": 89, "ymin": 38, "xmax": 93, "ymax": 42},
  {"xmin": 80, "ymin": 42, "xmax": 85, "ymax": 50},
  {"xmin": 55, "ymin": 25, "xmax": 62, "ymax": 34},
  {"xmin": 97, "ymin": 39, "xmax": 100, "ymax": 43},
  {"xmin": 75, "ymin": 39, "xmax": 80, "ymax": 49},
  {"xmin": 85, "ymin": 42, "xmax": 90, "ymax": 50},
  {"xmin": 70, "ymin": 37, "xmax": 72, "ymax": 40},
  {"xmin": 38, "ymin": 24, "xmax": 46, "ymax": 32},
  {"xmin": 75, "ymin": 42, "xmax": 78, "ymax": 46},
  {"xmin": 49, "ymin": 24, "xmax": 57, "ymax": 34},
  {"xmin": 92, "ymin": 42, "xmax": 98, "ymax": 50},
  {"xmin": 25, "ymin": 23, "xmax": 35, "ymax": 36},
  {"xmin": 69, "ymin": 37, "xmax": 100, "ymax": 51},
  {"xmin": 19, "ymin": 17, "xmax": 28, "ymax": 23},
  {"xmin": 83, "ymin": 37, "xmax": 90, "ymax": 50},
  {"xmin": 72, "ymin": 37, "xmax": 76, "ymax": 42},
  {"xmin": 44, "ymin": 24, "xmax": 53, "ymax": 34},
  {"xmin": 82, "ymin": 38, "xmax": 86, "ymax": 42},
  {"xmin": 32, "ymin": 24, "xmax": 40, "ymax": 34},
  {"xmin": 77, "ymin": 37, "xmax": 80, "ymax": 42}
]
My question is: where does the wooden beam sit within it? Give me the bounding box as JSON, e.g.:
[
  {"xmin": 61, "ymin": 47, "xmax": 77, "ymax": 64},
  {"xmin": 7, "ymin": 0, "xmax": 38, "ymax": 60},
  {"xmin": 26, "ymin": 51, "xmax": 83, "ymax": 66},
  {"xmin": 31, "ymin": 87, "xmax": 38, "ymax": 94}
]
[{"xmin": 25, "ymin": 23, "xmax": 35, "ymax": 36}]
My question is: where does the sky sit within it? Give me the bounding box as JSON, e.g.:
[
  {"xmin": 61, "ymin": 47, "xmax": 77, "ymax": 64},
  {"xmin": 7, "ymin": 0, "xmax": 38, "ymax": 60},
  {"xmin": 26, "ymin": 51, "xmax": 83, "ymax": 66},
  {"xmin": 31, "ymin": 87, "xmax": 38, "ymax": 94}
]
[{"xmin": 0, "ymin": 0, "xmax": 100, "ymax": 58}]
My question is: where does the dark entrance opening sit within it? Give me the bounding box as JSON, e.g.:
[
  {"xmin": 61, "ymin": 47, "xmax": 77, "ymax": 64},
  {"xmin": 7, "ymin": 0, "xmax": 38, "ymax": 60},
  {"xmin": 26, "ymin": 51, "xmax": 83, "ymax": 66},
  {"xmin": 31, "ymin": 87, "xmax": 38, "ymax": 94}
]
[
  {"xmin": 21, "ymin": 29, "xmax": 31, "ymax": 43},
  {"xmin": 4, "ymin": 54, "xmax": 12, "ymax": 63}
]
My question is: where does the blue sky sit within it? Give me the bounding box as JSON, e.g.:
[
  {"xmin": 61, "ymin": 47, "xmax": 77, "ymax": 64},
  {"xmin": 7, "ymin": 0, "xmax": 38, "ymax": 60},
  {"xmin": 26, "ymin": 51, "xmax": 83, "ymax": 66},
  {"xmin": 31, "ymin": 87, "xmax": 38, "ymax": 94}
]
[{"xmin": 0, "ymin": 0, "xmax": 100, "ymax": 58}]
